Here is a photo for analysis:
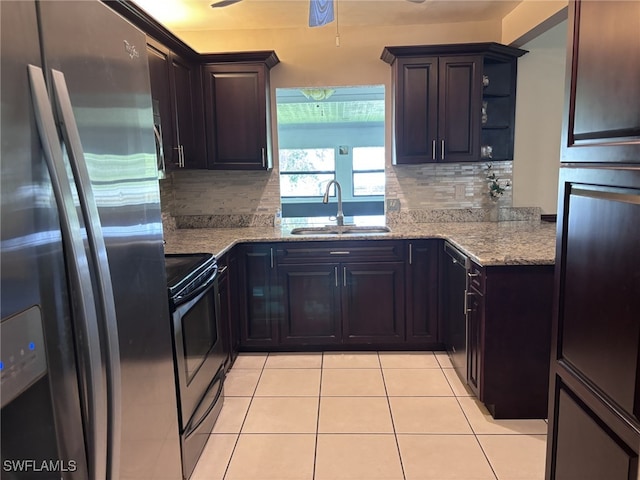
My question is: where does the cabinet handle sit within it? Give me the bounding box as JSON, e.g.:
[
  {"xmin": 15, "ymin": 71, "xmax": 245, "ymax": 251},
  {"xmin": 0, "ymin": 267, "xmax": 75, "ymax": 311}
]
[
  {"xmin": 463, "ymin": 289, "xmax": 468, "ymax": 315},
  {"xmin": 270, "ymin": 248, "xmax": 274, "ymax": 269},
  {"xmin": 465, "ymin": 290, "xmax": 477, "ymax": 314},
  {"xmin": 330, "ymin": 251, "xmax": 350, "ymax": 255},
  {"xmin": 261, "ymin": 147, "xmax": 266, "ymax": 168},
  {"xmin": 335, "ymin": 266, "xmax": 338, "ymax": 287},
  {"xmin": 175, "ymin": 144, "xmax": 185, "ymax": 168},
  {"xmin": 218, "ymin": 265, "xmax": 228, "ymax": 275},
  {"xmin": 467, "ymin": 272, "xmax": 480, "ymax": 278},
  {"xmin": 409, "ymin": 243, "xmax": 413, "ymax": 265},
  {"xmin": 174, "ymin": 146, "xmax": 182, "ymax": 167},
  {"xmin": 343, "ymin": 267, "xmax": 347, "ymax": 287},
  {"xmin": 432, "ymin": 140, "xmax": 436, "ymax": 161},
  {"xmin": 441, "ymin": 140, "xmax": 445, "ymax": 160}
]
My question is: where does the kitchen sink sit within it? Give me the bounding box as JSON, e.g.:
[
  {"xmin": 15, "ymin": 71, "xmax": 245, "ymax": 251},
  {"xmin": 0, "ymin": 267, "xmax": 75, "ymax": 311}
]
[{"xmin": 290, "ymin": 225, "xmax": 391, "ymax": 235}]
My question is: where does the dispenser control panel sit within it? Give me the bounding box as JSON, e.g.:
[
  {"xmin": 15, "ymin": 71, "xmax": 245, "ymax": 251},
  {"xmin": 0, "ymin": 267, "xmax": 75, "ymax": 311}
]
[{"xmin": 1, "ymin": 306, "xmax": 47, "ymax": 408}]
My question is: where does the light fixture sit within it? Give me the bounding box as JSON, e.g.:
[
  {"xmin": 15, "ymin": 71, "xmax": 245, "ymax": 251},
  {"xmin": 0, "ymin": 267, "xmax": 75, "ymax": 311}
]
[
  {"xmin": 210, "ymin": 0, "xmax": 242, "ymax": 8},
  {"xmin": 300, "ymin": 88, "xmax": 335, "ymax": 101}
]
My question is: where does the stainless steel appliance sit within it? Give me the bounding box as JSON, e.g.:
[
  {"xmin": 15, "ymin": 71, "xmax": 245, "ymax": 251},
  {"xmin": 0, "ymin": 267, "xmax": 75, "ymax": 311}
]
[
  {"xmin": 443, "ymin": 241, "xmax": 470, "ymax": 382},
  {"xmin": 1, "ymin": 2, "xmax": 181, "ymax": 479},
  {"xmin": 165, "ymin": 253, "xmax": 225, "ymax": 480}
]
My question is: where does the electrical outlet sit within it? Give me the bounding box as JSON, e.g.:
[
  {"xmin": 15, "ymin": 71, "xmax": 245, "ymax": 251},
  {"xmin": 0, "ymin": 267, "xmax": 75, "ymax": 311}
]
[
  {"xmin": 386, "ymin": 199, "xmax": 401, "ymax": 212},
  {"xmin": 455, "ymin": 184, "xmax": 466, "ymax": 200}
]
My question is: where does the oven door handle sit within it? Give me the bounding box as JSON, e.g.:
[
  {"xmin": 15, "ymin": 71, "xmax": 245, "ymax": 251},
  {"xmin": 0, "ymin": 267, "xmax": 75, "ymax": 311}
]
[
  {"xmin": 173, "ymin": 266, "xmax": 218, "ymax": 306},
  {"xmin": 184, "ymin": 369, "xmax": 224, "ymax": 438}
]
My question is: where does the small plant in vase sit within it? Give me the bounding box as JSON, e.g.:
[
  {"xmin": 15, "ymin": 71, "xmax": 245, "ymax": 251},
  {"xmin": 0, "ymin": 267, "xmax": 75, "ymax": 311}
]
[{"xmin": 485, "ymin": 163, "xmax": 511, "ymax": 199}]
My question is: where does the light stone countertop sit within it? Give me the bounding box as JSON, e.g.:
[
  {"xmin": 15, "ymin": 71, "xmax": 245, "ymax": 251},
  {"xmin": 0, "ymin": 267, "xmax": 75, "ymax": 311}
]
[{"xmin": 163, "ymin": 220, "xmax": 557, "ymax": 267}]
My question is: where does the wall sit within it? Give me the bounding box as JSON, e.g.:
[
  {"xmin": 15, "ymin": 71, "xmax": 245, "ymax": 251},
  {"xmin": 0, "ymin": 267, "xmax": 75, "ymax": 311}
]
[
  {"xmin": 501, "ymin": 0, "xmax": 567, "ymax": 47},
  {"xmin": 512, "ymin": 20, "xmax": 567, "ymax": 214}
]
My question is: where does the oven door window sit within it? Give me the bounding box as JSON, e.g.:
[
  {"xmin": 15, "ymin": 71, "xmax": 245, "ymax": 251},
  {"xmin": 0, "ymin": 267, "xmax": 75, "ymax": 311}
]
[{"xmin": 181, "ymin": 288, "xmax": 217, "ymax": 384}]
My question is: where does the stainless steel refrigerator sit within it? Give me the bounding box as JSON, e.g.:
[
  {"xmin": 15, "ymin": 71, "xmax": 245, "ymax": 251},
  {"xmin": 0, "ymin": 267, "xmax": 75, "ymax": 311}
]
[{"xmin": 1, "ymin": 1, "xmax": 182, "ymax": 479}]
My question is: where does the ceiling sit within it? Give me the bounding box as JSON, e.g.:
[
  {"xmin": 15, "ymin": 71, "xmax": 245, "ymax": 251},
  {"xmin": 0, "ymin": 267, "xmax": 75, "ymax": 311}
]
[
  {"xmin": 277, "ymin": 86, "xmax": 385, "ymax": 124},
  {"xmin": 132, "ymin": 0, "xmax": 522, "ymax": 33}
]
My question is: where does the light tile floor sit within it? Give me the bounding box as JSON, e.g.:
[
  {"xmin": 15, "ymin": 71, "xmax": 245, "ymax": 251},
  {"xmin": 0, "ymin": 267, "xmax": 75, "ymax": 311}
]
[{"xmin": 192, "ymin": 351, "xmax": 548, "ymax": 480}]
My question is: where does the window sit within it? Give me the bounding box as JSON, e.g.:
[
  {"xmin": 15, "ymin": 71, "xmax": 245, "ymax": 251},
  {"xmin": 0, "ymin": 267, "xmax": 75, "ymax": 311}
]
[
  {"xmin": 276, "ymin": 85, "xmax": 385, "ymax": 217},
  {"xmin": 353, "ymin": 146, "xmax": 385, "ymax": 196},
  {"xmin": 280, "ymin": 148, "xmax": 335, "ymax": 197}
]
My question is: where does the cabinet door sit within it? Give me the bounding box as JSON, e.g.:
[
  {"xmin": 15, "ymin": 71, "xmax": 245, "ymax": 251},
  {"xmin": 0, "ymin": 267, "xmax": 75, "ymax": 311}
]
[
  {"xmin": 146, "ymin": 42, "xmax": 176, "ymax": 168},
  {"xmin": 342, "ymin": 262, "xmax": 405, "ymax": 344},
  {"xmin": 171, "ymin": 55, "xmax": 205, "ymax": 169},
  {"xmin": 547, "ymin": 167, "xmax": 640, "ymax": 477},
  {"xmin": 438, "ymin": 55, "xmax": 482, "ymax": 163},
  {"xmin": 466, "ymin": 287, "xmax": 483, "ymax": 397},
  {"xmin": 278, "ymin": 263, "xmax": 341, "ymax": 345},
  {"xmin": 238, "ymin": 245, "xmax": 279, "ymax": 347},
  {"xmin": 394, "ymin": 57, "xmax": 438, "ymax": 164},
  {"xmin": 561, "ymin": 0, "xmax": 640, "ymax": 163},
  {"xmin": 406, "ymin": 240, "xmax": 439, "ymax": 344},
  {"xmin": 203, "ymin": 64, "xmax": 271, "ymax": 170}
]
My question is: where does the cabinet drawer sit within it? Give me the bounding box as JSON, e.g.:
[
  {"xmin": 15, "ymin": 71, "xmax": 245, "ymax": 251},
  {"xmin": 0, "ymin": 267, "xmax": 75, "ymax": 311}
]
[
  {"xmin": 467, "ymin": 261, "xmax": 484, "ymax": 293},
  {"xmin": 276, "ymin": 240, "xmax": 405, "ymax": 264}
]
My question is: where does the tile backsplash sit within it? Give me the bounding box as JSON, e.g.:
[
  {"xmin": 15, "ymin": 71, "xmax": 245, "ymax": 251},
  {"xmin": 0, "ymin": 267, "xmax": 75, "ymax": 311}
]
[
  {"xmin": 385, "ymin": 161, "xmax": 513, "ymax": 211},
  {"xmin": 160, "ymin": 161, "xmax": 515, "ymax": 223}
]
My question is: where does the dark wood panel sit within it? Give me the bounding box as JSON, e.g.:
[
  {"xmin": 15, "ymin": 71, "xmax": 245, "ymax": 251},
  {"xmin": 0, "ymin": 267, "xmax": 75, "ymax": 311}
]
[
  {"xmin": 276, "ymin": 240, "xmax": 405, "ymax": 264},
  {"xmin": 146, "ymin": 41, "xmax": 176, "ymax": 166},
  {"xmin": 278, "ymin": 264, "xmax": 341, "ymax": 345},
  {"xmin": 561, "ymin": 0, "xmax": 640, "ymax": 163},
  {"xmin": 171, "ymin": 55, "xmax": 204, "ymax": 168},
  {"xmin": 439, "ymin": 56, "xmax": 481, "ymax": 162},
  {"xmin": 342, "ymin": 262, "xmax": 405, "ymax": 344},
  {"xmin": 547, "ymin": 166, "xmax": 640, "ymax": 479},
  {"xmin": 395, "ymin": 58, "xmax": 438, "ymax": 163},
  {"xmin": 406, "ymin": 240, "xmax": 439, "ymax": 344},
  {"xmin": 550, "ymin": 387, "xmax": 637, "ymax": 479},
  {"xmin": 559, "ymin": 183, "xmax": 640, "ymax": 419},
  {"xmin": 203, "ymin": 64, "xmax": 270, "ymax": 170},
  {"xmin": 238, "ymin": 245, "xmax": 278, "ymax": 346},
  {"xmin": 482, "ymin": 265, "xmax": 554, "ymax": 419}
]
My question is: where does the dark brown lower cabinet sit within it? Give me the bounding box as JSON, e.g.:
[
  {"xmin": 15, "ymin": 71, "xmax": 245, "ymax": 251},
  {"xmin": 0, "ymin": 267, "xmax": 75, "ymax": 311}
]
[
  {"xmin": 546, "ymin": 167, "xmax": 640, "ymax": 479},
  {"xmin": 272, "ymin": 240, "xmax": 407, "ymax": 347},
  {"xmin": 406, "ymin": 240, "xmax": 439, "ymax": 345},
  {"xmin": 465, "ymin": 285, "xmax": 483, "ymax": 397},
  {"xmin": 278, "ymin": 263, "xmax": 341, "ymax": 345},
  {"xmin": 218, "ymin": 251, "xmax": 240, "ymax": 371},
  {"xmin": 465, "ymin": 260, "xmax": 554, "ymax": 419},
  {"xmin": 237, "ymin": 243, "xmax": 279, "ymax": 347},
  {"xmin": 342, "ymin": 262, "xmax": 405, "ymax": 345},
  {"xmin": 277, "ymin": 260, "xmax": 405, "ymax": 346}
]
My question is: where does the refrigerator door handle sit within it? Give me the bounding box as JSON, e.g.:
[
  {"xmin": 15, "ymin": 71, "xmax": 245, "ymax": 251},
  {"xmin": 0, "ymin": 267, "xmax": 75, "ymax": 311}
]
[
  {"xmin": 49, "ymin": 69, "xmax": 122, "ymax": 480},
  {"xmin": 27, "ymin": 64, "xmax": 107, "ymax": 480}
]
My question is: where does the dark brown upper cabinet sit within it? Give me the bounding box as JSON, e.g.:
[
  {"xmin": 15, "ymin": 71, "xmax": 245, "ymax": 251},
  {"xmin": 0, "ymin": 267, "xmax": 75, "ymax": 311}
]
[
  {"xmin": 382, "ymin": 43, "xmax": 526, "ymax": 164},
  {"xmin": 146, "ymin": 39, "xmax": 205, "ymax": 170},
  {"xmin": 202, "ymin": 52, "xmax": 279, "ymax": 171},
  {"xmin": 561, "ymin": 0, "xmax": 640, "ymax": 163}
]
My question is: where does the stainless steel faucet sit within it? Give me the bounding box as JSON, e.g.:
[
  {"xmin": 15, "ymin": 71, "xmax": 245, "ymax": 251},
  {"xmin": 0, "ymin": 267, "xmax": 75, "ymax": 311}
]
[{"xmin": 322, "ymin": 179, "xmax": 344, "ymax": 226}]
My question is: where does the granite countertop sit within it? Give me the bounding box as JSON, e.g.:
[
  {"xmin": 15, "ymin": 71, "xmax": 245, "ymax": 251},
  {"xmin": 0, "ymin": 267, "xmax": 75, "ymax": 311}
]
[{"xmin": 163, "ymin": 219, "xmax": 557, "ymax": 266}]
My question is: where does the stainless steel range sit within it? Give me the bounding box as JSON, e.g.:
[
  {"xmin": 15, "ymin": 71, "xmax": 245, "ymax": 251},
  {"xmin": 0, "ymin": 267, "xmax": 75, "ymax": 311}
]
[{"xmin": 165, "ymin": 253, "xmax": 225, "ymax": 479}]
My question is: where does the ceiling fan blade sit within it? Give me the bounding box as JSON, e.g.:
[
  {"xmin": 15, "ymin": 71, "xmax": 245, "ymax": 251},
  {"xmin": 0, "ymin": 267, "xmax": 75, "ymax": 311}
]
[
  {"xmin": 210, "ymin": 0, "xmax": 243, "ymax": 8},
  {"xmin": 405, "ymin": 0, "xmax": 426, "ymax": 3}
]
